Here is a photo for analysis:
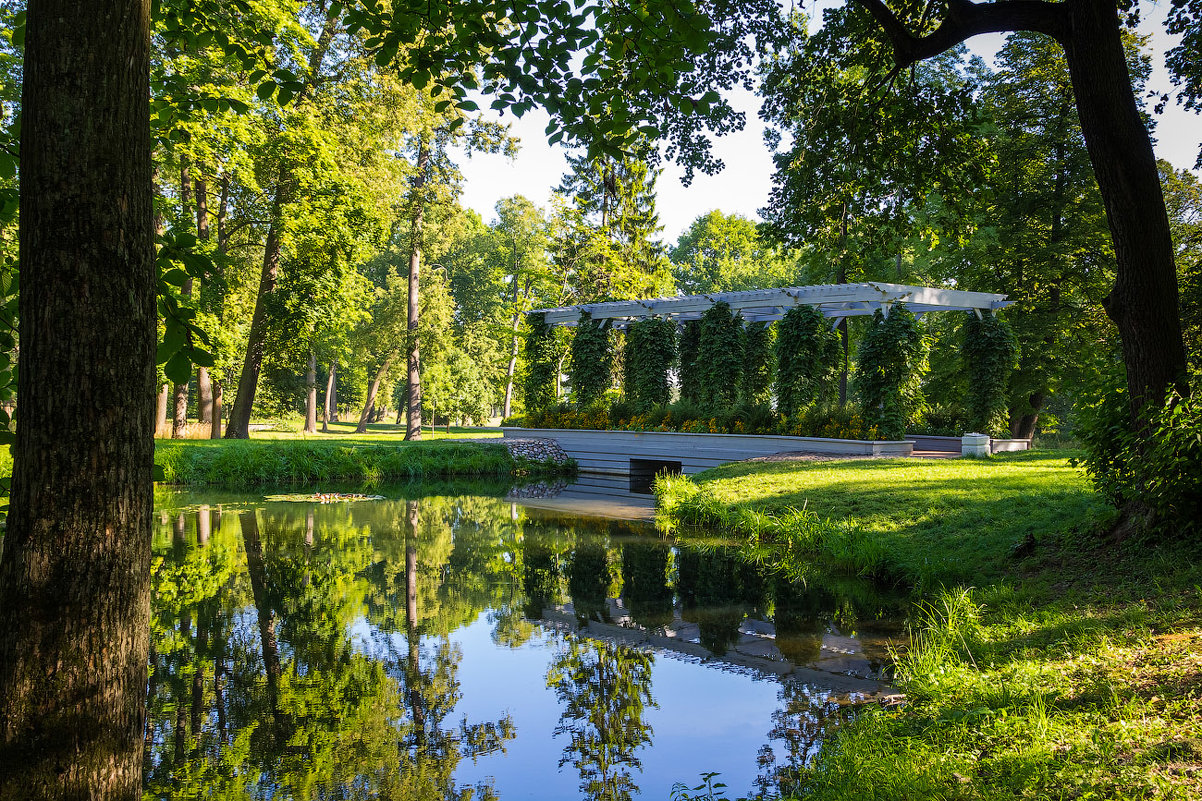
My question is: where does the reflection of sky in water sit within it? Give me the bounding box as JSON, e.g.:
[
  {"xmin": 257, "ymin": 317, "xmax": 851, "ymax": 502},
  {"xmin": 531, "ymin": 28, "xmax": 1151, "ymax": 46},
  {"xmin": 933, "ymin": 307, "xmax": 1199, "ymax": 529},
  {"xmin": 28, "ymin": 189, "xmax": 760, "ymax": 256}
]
[{"xmin": 450, "ymin": 612, "xmax": 782, "ymax": 800}]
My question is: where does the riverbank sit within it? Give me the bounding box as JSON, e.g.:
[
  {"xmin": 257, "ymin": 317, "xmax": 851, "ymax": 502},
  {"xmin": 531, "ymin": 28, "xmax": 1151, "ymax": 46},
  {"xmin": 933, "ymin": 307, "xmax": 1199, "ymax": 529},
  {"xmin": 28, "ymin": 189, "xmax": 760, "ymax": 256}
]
[
  {"xmin": 155, "ymin": 437, "xmax": 574, "ymax": 487},
  {"xmin": 656, "ymin": 452, "xmax": 1202, "ymax": 799}
]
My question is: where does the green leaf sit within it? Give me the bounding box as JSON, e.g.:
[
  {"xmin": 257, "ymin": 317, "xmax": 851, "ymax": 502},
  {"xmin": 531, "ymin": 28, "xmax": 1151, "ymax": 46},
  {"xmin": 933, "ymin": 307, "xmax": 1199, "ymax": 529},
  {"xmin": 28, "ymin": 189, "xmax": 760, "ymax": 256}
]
[
  {"xmin": 256, "ymin": 80, "xmax": 277, "ymax": 100},
  {"xmin": 164, "ymin": 351, "xmax": 192, "ymax": 385}
]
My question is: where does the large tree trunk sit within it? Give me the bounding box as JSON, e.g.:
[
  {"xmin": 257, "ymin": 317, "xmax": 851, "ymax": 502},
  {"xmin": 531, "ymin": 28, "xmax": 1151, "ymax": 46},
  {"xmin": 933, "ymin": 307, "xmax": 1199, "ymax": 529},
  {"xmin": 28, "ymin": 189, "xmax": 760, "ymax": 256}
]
[
  {"xmin": 0, "ymin": 0, "xmax": 156, "ymax": 797},
  {"xmin": 304, "ymin": 349, "xmax": 317, "ymax": 434},
  {"xmin": 322, "ymin": 360, "xmax": 335, "ymax": 432},
  {"xmin": 357, "ymin": 355, "xmax": 395, "ymax": 434},
  {"xmin": 196, "ymin": 367, "xmax": 213, "ymax": 425},
  {"xmin": 1060, "ymin": 0, "xmax": 1188, "ymax": 412},
  {"xmin": 404, "ymin": 141, "xmax": 431, "ymax": 441}
]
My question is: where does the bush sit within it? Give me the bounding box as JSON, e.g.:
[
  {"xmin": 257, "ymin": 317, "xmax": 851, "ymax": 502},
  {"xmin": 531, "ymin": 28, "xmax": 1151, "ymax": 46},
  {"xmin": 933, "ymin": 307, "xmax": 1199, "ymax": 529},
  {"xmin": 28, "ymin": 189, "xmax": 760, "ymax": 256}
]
[
  {"xmin": 776, "ymin": 305, "xmax": 840, "ymax": 418},
  {"xmin": 963, "ymin": 311, "xmax": 1018, "ymax": 437},
  {"xmin": 623, "ymin": 317, "xmax": 676, "ymax": 410},
  {"xmin": 568, "ymin": 312, "xmax": 613, "ymax": 407},
  {"xmin": 696, "ymin": 302, "xmax": 743, "ymax": 407},
  {"xmin": 1075, "ymin": 380, "xmax": 1202, "ymax": 536}
]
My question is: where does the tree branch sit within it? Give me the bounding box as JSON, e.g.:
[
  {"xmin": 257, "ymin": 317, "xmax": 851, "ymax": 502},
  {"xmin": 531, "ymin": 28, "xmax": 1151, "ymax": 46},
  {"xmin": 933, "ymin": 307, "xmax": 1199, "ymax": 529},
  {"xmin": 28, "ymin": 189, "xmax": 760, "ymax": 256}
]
[{"xmin": 854, "ymin": 0, "xmax": 1069, "ymax": 66}]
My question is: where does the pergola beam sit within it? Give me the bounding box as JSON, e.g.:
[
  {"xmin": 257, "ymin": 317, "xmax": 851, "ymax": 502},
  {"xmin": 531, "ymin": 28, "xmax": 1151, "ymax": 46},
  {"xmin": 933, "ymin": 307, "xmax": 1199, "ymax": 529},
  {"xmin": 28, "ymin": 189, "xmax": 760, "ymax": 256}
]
[{"xmin": 534, "ymin": 282, "xmax": 1010, "ymax": 327}]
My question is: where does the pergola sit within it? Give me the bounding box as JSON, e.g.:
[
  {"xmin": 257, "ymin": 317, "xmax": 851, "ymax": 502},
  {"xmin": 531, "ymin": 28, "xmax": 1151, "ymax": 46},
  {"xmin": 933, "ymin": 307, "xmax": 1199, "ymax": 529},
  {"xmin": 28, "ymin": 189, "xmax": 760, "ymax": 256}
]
[{"xmin": 530, "ymin": 281, "xmax": 1011, "ymax": 328}]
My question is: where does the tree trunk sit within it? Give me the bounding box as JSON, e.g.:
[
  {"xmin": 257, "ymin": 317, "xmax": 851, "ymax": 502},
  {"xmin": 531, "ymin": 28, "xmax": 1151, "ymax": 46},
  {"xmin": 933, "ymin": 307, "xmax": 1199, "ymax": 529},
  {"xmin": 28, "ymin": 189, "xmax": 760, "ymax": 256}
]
[
  {"xmin": 502, "ymin": 277, "xmax": 533, "ymax": 419},
  {"xmin": 404, "ymin": 141, "xmax": 431, "ymax": 441},
  {"xmin": 172, "ymin": 377, "xmax": 189, "ymax": 437},
  {"xmin": 196, "ymin": 367, "xmax": 213, "ymax": 425},
  {"xmin": 322, "ymin": 360, "xmax": 335, "ymax": 432},
  {"xmin": 224, "ymin": 189, "xmax": 284, "ymax": 439},
  {"xmin": 1060, "ymin": 0, "xmax": 1188, "ymax": 413},
  {"xmin": 173, "ymin": 157, "xmax": 194, "ymax": 438},
  {"xmin": 304, "ymin": 349, "xmax": 317, "ymax": 434},
  {"xmin": 210, "ymin": 381, "xmax": 223, "ymax": 439},
  {"xmin": 1011, "ymin": 390, "xmax": 1044, "ymax": 440},
  {"xmin": 155, "ymin": 382, "xmax": 170, "ymax": 437},
  {"xmin": 223, "ymin": 16, "xmax": 338, "ymax": 440},
  {"xmin": 356, "ymin": 355, "xmax": 395, "ymax": 434},
  {"xmin": 0, "ymin": 0, "xmax": 156, "ymax": 797}
]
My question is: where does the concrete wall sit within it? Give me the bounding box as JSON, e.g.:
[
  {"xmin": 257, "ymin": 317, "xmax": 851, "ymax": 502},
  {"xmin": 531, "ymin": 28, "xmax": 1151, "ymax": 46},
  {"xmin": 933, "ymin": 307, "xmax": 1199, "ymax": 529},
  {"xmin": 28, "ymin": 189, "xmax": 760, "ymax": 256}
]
[
  {"xmin": 908, "ymin": 434, "xmax": 1032, "ymax": 454},
  {"xmin": 503, "ymin": 427, "xmax": 914, "ymax": 475}
]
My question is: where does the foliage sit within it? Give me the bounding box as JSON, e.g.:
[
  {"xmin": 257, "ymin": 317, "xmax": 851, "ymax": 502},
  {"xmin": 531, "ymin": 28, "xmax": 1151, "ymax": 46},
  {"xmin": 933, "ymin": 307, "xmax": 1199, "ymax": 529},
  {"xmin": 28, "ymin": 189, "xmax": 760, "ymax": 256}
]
[
  {"xmin": 854, "ymin": 304, "xmax": 927, "ymax": 441},
  {"xmin": 1159, "ymin": 160, "xmax": 1202, "ymax": 381},
  {"xmin": 670, "ymin": 211, "xmax": 801, "ymax": 295},
  {"xmin": 775, "ymin": 305, "xmax": 841, "ymax": 418},
  {"xmin": 696, "ymin": 302, "xmax": 744, "ymax": 409},
  {"xmin": 962, "ymin": 312, "xmax": 1019, "ymax": 437},
  {"xmin": 623, "ymin": 317, "xmax": 677, "ymax": 411},
  {"xmin": 522, "ymin": 312, "xmax": 558, "ymax": 414},
  {"xmin": 778, "ymin": 402, "xmax": 881, "ymax": 441},
  {"xmin": 678, "ymin": 320, "xmax": 703, "ymax": 404},
  {"xmin": 740, "ymin": 322, "xmax": 774, "ymax": 407},
  {"xmin": 1075, "ymin": 381, "xmax": 1202, "ymax": 536},
  {"xmin": 568, "ymin": 312, "xmax": 613, "ymax": 408}
]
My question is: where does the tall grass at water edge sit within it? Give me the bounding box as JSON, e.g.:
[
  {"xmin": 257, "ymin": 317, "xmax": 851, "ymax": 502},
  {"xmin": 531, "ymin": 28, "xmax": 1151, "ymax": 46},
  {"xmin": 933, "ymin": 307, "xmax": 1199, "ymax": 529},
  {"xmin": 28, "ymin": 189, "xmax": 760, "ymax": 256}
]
[{"xmin": 154, "ymin": 439, "xmax": 566, "ymax": 487}]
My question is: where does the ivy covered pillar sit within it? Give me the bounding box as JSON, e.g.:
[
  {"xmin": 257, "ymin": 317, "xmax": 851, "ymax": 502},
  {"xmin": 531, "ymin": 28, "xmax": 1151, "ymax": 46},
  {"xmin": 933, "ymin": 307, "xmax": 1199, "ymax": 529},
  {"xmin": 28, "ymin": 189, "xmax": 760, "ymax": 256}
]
[
  {"xmin": 569, "ymin": 312, "xmax": 613, "ymax": 408},
  {"xmin": 853, "ymin": 303, "xmax": 928, "ymax": 440},
  {"xmin": 522, "ymin": 312, "xmax": 557, "ymax": 414},
  {"xmin": 697, "ymin": 301, "xmax": 745, "ymax": 408},
  {"xmin": 962, "ymin": 311, "xmax": 1018, "ymax": 437},
  {"xmin": 775, "ymin": 305, "xmax": 841, "ymax": 418},
  {"xmin": 740, "ymin": 322, "xmax": 774, "ymax": 406},
  {"xmin": 624, "ymin": 317, "xmax": 677, "ymax": 410},
  {"xmin": 678, "ymin": 320, "xmax": 703, "ymax": 403}
]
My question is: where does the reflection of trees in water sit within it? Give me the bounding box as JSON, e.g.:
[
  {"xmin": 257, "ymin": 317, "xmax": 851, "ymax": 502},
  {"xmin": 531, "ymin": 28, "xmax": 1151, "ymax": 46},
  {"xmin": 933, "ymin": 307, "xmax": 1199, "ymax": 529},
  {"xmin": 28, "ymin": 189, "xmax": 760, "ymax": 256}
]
[
  {"xmin": 755, "ymin": 681, "xmax": 841, "ymax": 798},
  {"xmin": 620, "ymin": 541, "xmax": 674, "ymax": 631},
  {"xmin": 772, "ymin": 576, "xmax": 835, "ymax": 665},
  {"xmin": 676, "ymin": 545, "xmax": 767, "ymax": 655},
  {"xmin": 547, "ymin": 637, "xmax": 657, "ymax": 801},
  {"xmin": 567, "ymin": 541, "xmax": 613, "ymax": 625},
  {"xmin": 144, "ymin": 497, "xmax": 516, "ymax": 799}
]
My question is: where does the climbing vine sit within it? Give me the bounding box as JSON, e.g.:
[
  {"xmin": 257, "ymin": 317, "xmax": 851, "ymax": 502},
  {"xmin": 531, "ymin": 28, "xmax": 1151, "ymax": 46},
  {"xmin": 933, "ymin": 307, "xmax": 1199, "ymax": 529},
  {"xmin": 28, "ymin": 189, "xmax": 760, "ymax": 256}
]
[
  {"xmin": 775, "ymin": 306, "xmax": 840, "ymax": 418},
  {"xmin": 853, "ymin": 303, "xmax": 928, "ymax": 440},
  {"xmin": 523, "ymin": 312, "xmax": 557, "ymax": 413},
  {"xmin": 678, "ymin": 320, "xmax": 703, "ymax": 403},
  {"xmin": 569, "ymin": 312, "xmax": 613, "ymax": 408},
  {"xmin": 741, "ymin": 322, "xmax": 774, "ymax": 407},
  {"xmin": 624, "ymin": 317, "xmax": 677, "ymax": 410},
  {"xmin": 962, "ymin": 311, "xmax": 1017, "ymax": 437},
  {"xmin": 697, "ymin": 301, "xmax": 744, "ymax": 408}
]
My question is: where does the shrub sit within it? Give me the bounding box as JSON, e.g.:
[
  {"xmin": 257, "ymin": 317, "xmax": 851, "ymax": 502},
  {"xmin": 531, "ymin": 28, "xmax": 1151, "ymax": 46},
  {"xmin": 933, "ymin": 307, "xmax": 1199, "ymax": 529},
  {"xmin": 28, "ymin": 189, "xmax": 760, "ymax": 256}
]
[
  {"xmin": 678, "ymin": 320, "xmax": 703, "ymax": 403},
  {"xmin": 741, "ymin": 322, "xmax": 774, "ymax": 406},
  {"xmin": 1076, "ymin": 381, "xmax": 1202, "ymax": 535}
]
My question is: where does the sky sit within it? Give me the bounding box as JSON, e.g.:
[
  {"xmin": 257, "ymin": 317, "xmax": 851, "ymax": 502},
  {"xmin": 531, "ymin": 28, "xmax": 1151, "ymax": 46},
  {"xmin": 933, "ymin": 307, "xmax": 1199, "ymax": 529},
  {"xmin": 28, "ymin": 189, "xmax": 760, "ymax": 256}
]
[{"xmin": 456, "ymin": 2, "xmax": 1202, "ymax": 245}]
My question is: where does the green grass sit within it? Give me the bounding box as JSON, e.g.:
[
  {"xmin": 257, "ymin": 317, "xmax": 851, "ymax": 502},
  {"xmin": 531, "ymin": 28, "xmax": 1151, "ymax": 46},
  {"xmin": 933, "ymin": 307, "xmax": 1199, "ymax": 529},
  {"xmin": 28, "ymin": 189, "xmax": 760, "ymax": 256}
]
[
  {"xmin": 656, "ymin": 453, "xmax": 1202, "ymax": 800},
  {"xmin": 154, "ymin": 437, "xmax": 567, "ymax": 487},
  {"xmin": 656, "ymin": 451, "xmax": 1105, "ymax": 587}
]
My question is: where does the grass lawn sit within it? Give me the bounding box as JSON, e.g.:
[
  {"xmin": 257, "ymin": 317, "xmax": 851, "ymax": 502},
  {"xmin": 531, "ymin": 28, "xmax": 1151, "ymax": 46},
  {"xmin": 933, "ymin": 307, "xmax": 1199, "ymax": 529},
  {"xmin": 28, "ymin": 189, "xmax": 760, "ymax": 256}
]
[{"xmin": 656, "ymin": 452, "xmax": 1202, "ymax": 800}]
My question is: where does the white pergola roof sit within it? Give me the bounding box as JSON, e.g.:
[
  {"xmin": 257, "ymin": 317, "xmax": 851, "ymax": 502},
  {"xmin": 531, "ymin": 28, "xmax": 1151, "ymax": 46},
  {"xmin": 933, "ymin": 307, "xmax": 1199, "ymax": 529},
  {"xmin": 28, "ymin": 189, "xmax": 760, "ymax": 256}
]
[{"xmin": 531, "ymin": 282, "xmax": 1011, "ymax": 329}]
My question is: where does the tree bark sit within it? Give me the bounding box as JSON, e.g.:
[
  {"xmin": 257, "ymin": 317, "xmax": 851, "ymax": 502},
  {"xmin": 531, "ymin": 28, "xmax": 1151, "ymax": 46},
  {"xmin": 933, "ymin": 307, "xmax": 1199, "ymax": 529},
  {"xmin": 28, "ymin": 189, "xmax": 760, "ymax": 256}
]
[
  {"xmin": 304, "ymin": 349, "xmax": 318, "ymax": 434},
  {"xmin": 0, "ymin": 0, "xmax": 156, "ymax": 797},
  {"xmin": 196, "ymin": 367, "xmax": 213, "ymax": 425},
  {"xmin": 173, "ymin": 157, "xmax": 194, "ymax": 438},
  {"xmin": 322, "ymin": 360, "xmax": 335, "ymax": 432},
  {"xmin": 405, "ymin": 141, "xmax": 431, "ymax": 441}
]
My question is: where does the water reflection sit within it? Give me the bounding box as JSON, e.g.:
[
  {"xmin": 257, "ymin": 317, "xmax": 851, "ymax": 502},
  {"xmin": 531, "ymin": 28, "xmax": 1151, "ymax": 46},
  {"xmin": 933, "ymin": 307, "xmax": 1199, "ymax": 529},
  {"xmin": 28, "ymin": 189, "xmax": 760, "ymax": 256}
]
[{"xmin": 145, "ymin": 487, "xmax": 901, "ymax": 799}]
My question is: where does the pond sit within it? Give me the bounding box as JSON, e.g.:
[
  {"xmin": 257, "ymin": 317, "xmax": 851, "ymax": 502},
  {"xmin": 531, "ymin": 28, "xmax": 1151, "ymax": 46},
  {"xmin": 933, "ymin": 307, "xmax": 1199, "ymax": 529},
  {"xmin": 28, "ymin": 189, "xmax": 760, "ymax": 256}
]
[{"xmin": 145, "ymin": 479, "xmax": 902, "ymax": 800}]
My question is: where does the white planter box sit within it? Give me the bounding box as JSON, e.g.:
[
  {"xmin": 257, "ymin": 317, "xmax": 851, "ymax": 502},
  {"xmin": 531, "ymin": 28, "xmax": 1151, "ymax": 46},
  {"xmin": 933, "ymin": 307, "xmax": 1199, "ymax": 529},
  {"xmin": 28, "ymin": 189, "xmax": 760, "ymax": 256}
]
[{"xmin": 503, "ymin": 427, "xmax": 914, "ymax": 476}]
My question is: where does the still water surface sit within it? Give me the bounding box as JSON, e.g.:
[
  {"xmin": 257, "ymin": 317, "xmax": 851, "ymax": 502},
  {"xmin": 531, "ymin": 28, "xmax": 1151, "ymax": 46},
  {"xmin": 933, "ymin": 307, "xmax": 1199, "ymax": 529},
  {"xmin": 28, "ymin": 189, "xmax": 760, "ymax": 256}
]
[{"xmin": 146, "ymin": 481, "xmax": 900, "ymax": 800}]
